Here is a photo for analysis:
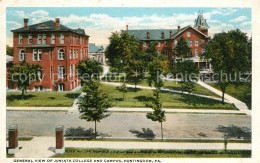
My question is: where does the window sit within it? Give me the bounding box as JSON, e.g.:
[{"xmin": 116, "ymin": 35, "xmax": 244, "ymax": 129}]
[
  {"xmin": 70, "ymin": 82, "xmax": 73, "ymax": 90},
  {"xmin": 37, "ymin": 70, "xmax": 43, "ymax": 79},
  {"xmin": 69, "ymin": 50, "xmax": 72, "ymax": 59},
  {"xmin": 80, "ymin": 49, "xmax": 83, "ymax": 60},
  {"xmin": 33, "ymin": 49, "xmax": 37, "ymax": 61},
  {"xmin": 28, "ymin": 34, "xmax": 32, "ymax": 44},
  {"xmin": 58, "ymin": 49, "xmax": 65, "ymax": 60},
  {"xmin": 19, "ymin": 49, "xmax": 25, "ymax": 61},
  {"xmin": 70, "ymin": 65, "xmax": 72, "ymax": 75},
  {"xmin": 60, "ymin": 33, "xmax": 64, "ymax": 44},
  {"xmin": 80, "ymin": 38, "xmax": 82, "ymax": 45},
  {"xmin": 33, "ymin": 49, "xmax": 42, "ymax": 61},
  {"xmin": 58, "ymin": 66, "xmax": 65, "ymax": 78},
  {"xmin": 76, "ymin": 49, "xmax": 78, "ymax": 59},
  {"xmin": 70, "ymin": 35, "xmax": 73, "ymax": 44},
  {"xmin": 143, "ymin": 42, "xmax": 147, "ymax": 47},
  {"xmin": 174, "ymin": 40, "xmax": 177, "ymax": 46},
  {"xmin": 38, "ymin": 49, "xmax": 42, "ymax": 60},
  {"xmin": 195, "ymin": 49, "xmax": 198, "ymax": 57},
  {"xmin": 187, "ymin": 32, "xmax": 191, "ymax": 37},
  {"xmin": 73, "ymin": 64, "xmax": 75, "ymax": 75},
  {"xmin": 51, "ymin": 33, "xmax": 55, "ymax": 44},
  {"xmin": 19, "ymin": 34, "xmax": 23, "ymax": 44},
  {"xmin": 37, "ymin": 34, "xmax": 42, "ymax": 44},
  {"xmin": 195, "ymin": 40, "xmax": 198, "ymax": 46},
  {"xmin": 202, "ymin": 49, "xmax": 206, "ymax": 54},
  {"xmin": 50, "ymin": 66, "xmax": 52, "ymax": 79},
  {"xmin": 73, "ymin": 49, "xmax": 75, "ymax": 59},
  {"xmin": 42, "ymin": 34, "xmax": 46, "ymax": 44},
  {"xmin": 58, "ymin": 84, "xmax": 65, "ymax": 91},
  {"xmin": 187, "ymin": 40, "xmax": 192, "ymax": 46},
  {"xmin": 157, "ymin": 42, "xmax": 160, "ymax": 47},
  {"xmin": 164, "ymin": 41, "xmax": 168, "ymax": 46},
  {"xmin": 200, "ymin": 40, "xmax": 205, "ymax": 45}
]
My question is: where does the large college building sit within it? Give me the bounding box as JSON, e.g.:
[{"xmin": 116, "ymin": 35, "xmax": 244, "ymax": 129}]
[
  {"xmin": 11, "ymin": 18, "xmax": 89, "ymax": 91},
  {"xmin": 125, "ymin": 12, "xmax": 211, "ymax": 72}
]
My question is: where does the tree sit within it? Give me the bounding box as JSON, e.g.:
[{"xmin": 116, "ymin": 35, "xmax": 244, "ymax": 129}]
[
  {"xmin": 117, "ymin": 82, "xmax": 128, "ymax": 100},
  {"xmin": 146, "ymin": 87, "xmax": 166, "ymax": 140},
  {"xmin": 8, "ymin": 61, "xmax": 42, "ymax": 99},
  {"xmin": 174, "ymin": 37, "xmax": 192, "ymax": 59},
  {"xmin": 105, "ymin": 32, "xmax": 141, "ymax": 71},
  {"xmin": 6, "ymin": 45, "xmax": 13, "ymax": 56},
  {"xmin": 77, "ymin": 60, "xmax": 103, "ymax": 84},
  {"xmin": 78, "ymin": 80, "xmax": 112, "ymax": 139},
  {"xmin": 203, "ymin": 29, "xmax": 250, "ymax": 103}
]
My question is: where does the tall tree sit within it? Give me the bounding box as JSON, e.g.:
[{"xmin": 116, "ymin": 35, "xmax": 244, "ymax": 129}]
[
  {"xmin": 174, "ymin": 37, "xmax": 192, "ymax": 59},
  {"xmin": 6, "ymin": 45, "xmax": 13, "ymax": 56},
  {"xmin": 203, "ymin": 29, "xmax": 250, "ymax": 103},
  {"xmin": 77, "ymin": 60, "xmax": 103, "ymax": 84},
  {"xmin": 105, "ymin": 32, "xmax": 141, "ymax": 71},
  {"xmin": 78, "ymin": 80, "xmax": 112, "ymax": 139},
  {"xmin": 146, "ymin": 86, "xmax": 166, "ymax": 140},
  {"xmin": 8, "ymin": 61, "xmax": 42, "ymax": 99}
]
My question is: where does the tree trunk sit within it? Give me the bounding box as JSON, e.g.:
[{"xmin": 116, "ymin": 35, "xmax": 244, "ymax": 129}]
[
  {"xmin": 94, "ymin": 120, "xmax": 97, "ymax": 139},
  {"xmin": 21, "ymin": 88, "xmax": 25, "ymax": 99},
  {"xmin": 160, "ymin": 122, "xmax": 164, "ymax": 140},
  {"xmin": 123, "ymin": 92, "xmax": 125, "ymax": 100},
  {"xmin": 221, "ymin": 89, "xmax": 225, "ymax": 104}
]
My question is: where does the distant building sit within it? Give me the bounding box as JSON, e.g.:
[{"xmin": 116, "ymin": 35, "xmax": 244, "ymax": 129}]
[
  {"xmin": 123, "ymin": 12, "xmax": 212, "ymax": 72},
  {"xmin": 88, "ymin": 43, "xmax": 106, "ymax": 65},
  {"xmin": 11, "ymin": 18, "xmax": 89, "ymax": 91}
]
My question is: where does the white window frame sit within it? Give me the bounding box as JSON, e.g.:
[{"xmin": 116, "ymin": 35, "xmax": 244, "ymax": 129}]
[
  {"xmin": 28, "ymin": 34, "xmax": 32, "ymax": 44},
  {"xmin": 51, "ymin": 33, "xmax": 55, "ymax": 44},
  {"xmin": 58, "ymin": 66, "xmax": 65, "ymax": 78},
  {"xmin": 73, "ymin": 49, "xmax": 75, "ymax": 59},
  {"xmin": 195, "ymin": 49, "xmax": 198, "ymax": 57},
  {"xmin": 69, "ymin": 50, "xmax": 72, "ymax": 59},
  {"xmin": 60, "ymin": 33, "xmax": 64, "ymax": 44},
  {"xmin": 19, "ymin": 34, "xmax": 23, "ymax": 44},
  {"xmin": 38, "ymin": 49, "xmax": 42, "ymax": 61},
  {"xmin": 174, "ymin": 40, "xmax": 177, "ymax": 46},
  {"xmin": 37, "ymin": 34, "xmax": 42, "ymax": 44},
  {"xmin": 42, "ymin": 34, "xmax": 47, "ymax": 44},
  {"xmin": 200, "ymin": 40, "xmax": 205, "ymax": 45},
  {"xmin": 202, "ymin": 49, "xmax": 206, "ymax": 54},
  {"xmin": 143, "ymin": 42, "xmax": 147, "ymax": 47},
  {"xmin": 188, "ymin": 40, "xmax": 192, "ymax": 47},
  {"xmin": 19, "ymin": 49, "xmax": 25, "ymax": 61},
  {"xmin": 187, "ymin": 32, "xmax": 191, "ymax": 37},
  {"xmin": 157, "ymin": 42, "xmax": 160, "ymax": 47},
  {"xmin": 33, "ymin": 49, "xmax": 38, "ymax": 61},
  {"xmin": 58, "ymin": 49, "xmax": 65, "ymax": 60},
  {"xmin": 195, "ymin": 40, "xmax": 198, "ymax": 46}
]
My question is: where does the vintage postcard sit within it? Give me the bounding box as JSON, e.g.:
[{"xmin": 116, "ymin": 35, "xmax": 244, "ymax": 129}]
[{"xmin": 0, "ymin": 0, "xmax": 259, "ymax": 162}]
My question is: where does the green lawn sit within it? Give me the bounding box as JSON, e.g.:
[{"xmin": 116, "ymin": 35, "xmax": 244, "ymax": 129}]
[
  {"xmin": 54, "ymin": 148, "xmax": 251, "ymax": 158},
  {"xmin": 7, "ymin": 92, "xmax": 81, "ymax": 107},
  {"xmin": 100, "ymin": 84, "xmax": 237, "ymax": 110},
  {"xmin": 103, "ymin": 74, "xmax": 219, "ymax": 98},
  {"xmin": 208, "ymin": 83, "xmax": 251, "ymax": 109}
]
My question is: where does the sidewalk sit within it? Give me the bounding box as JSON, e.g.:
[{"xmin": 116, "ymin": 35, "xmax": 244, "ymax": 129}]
[
  {"xmin": 10, "ymin": 137, "xmax": 251, "ymax": 158},
  {"xmin": 197, "ymin": 80, "xmax": 251, "ymax": 116}
]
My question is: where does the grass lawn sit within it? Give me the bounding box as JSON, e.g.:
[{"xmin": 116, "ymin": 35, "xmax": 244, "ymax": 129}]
[
  {"xmin": 6, "ymin": 92, "xmax": 81, "ymax": 107},
  {"xmin": 100, "ymin": 84, "xmax": 237, "ymax": 110},
  {"xmin": 208, "ymin": 83, "xmax": 251, "ymax": 109},
  {"xmin": 54, "ymin": 148, "xmax": 251, "ymax": 158},
  {"xmin": 103, "ymin": 75, "xmax": 219, "ymax": 98}
]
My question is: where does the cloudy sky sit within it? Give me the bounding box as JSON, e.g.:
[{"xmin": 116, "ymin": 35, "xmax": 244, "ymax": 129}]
[{"xmin": 6, "ymin": 7, "xmax": 251, "ymax": 47}]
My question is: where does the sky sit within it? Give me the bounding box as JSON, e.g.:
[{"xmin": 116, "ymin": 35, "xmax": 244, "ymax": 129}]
[{"xmin": 6, "ymin": 7, "xmax": 251, "ymax": 47}]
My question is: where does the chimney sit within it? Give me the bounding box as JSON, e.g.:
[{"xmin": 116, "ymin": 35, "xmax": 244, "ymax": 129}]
[
  {"xmin": 169, "ymin": 31, "xmax": 172, "ymax": 38},
  {"xmin": 126, "ymin": 25, "xmax": 128, "ymax": 31},
  {"xmin": 161, "ymin": 32, "xmax": 164, "ymax": 39},
  {"xmin": 24, "ymin": 18, "xmax": 28, "ymax": 29},
  {"xmin": 147, "ymin": 32, "xmax": 150, "ymax": 39},
  {"xmin": 198, "ymin": 25, "xmax": 201, "ymax": 31},
  {"xmin": 55, "ymin": 18, "xmax": 60, "ymax": 30},
  {"xmin": 178, "ymin": 26, "xmax": 180, "ymax": 32}
]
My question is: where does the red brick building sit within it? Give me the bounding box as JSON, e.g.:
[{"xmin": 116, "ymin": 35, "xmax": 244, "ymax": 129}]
[
  {"xmin": 11, "ymin": 18, "xmax": 89, "ymax": 91},
  {"xmin": 125, "ymin": 12, "xmax": 211, "ymax": 72}
]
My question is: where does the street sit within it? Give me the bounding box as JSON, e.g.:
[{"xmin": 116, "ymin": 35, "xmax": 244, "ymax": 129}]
[{"xmin": 7, "ymin": 111, "xmax": 251, "ymax": 139}]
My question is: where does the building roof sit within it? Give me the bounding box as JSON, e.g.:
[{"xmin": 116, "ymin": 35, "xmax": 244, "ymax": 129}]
[
  {"xmin": 11, "ymin": 20, "xmax": 89, "ymax": 37},
  {"xmin": 124, "ymin": 25, "xmax": 209, "ymax": 41},
  {"xmin": 89, "ymin": 43, "xmax": 104, "ymax": 53},
  {"xmin": 6, "ymin": 55, "xmax": 13, "ymax": 63}
]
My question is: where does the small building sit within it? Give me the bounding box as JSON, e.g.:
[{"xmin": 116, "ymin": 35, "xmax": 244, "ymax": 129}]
[
  {"xmin": 88, "ymin": 43, "xmax": 106, "ymax": 65},
  {"xmin": 11, "ymin": 18, "xmax": 89, "ymax": 91}
]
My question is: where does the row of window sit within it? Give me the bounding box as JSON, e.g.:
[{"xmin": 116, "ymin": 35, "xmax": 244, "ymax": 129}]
[
  {"xmin": 18, "ymin": 33, "xmax": 64, "ymax": 45},
  {"xmin": 58, "ymin": 64, "xmax": 77, "ymax": 78},
  {"xmin": 19, "ymin": 48, "xmax": 86, "ymax": 61},
  {"xmin": 69, "ymin": 35, "xmax": 87, "ymax": 45},
  {"xmin": 142, "ymin": 39, "xmax": 205, "ymax": 48}
]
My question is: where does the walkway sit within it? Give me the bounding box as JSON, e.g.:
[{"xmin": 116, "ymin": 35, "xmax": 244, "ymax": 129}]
[
  {"xmin": 10, "ymin": 137, "xmax": 251, "ymax": 158},
  {"xmin": 197, "ymin": 80, "xmax": 251, "ymax": 116}
]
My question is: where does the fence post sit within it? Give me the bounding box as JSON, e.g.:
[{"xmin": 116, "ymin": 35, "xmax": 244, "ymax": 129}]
[{"xmin": 55, "ymin": 125, "xmax": 65, "ymax": 154}]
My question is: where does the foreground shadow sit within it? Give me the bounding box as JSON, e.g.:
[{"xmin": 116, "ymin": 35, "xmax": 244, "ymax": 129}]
[
  {"xmin": 129, "ymin": 128, "xmax": 155, "ymax": 140},
  {"xmin": 7, "ymin": 94, "xmax": 36, "ymax": 101},
  {"xmin": 65, "ymin": 127, "xmax": 111, "ymax": 139},
  {"xmin": 216, "ymin": 125, "xmax": 251, "ymax": 141},
  {"xmin": 65, "ymin": 93, "xmax": 81, "ymax": 99}
]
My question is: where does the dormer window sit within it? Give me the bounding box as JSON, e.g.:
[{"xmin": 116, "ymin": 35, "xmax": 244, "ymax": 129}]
[
  {"xmin": 19, "ymin": 34, "xmax": 23, "ymax": 44},
  {"xmin": 28, "ymin": 34, "xmax": 32, "ymax": 44},
  {"xmin": 51, "ymin": 33, "xmax": 55, "ymax": 44},
  {"xmin": 36, "ymin": 24, "xmax": 49, "ymax": 29},
  {"xmin": 187, "ymin": 32, "xmax": 191, "ymax": 37},
  {"xmin": 37, "ymin": 34, "xmax": 42, "ymax": 44},
  {"xmin": 42, "ymin": 34, "xmax": 46, "ymax": 44},
  {"xmin": 60, "ymin": 33, "xmax": 64, "ymax": 44}
]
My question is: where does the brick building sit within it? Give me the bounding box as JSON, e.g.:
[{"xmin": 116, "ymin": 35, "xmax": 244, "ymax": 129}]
[
  {"xmin": 125, "ymin": 12, "xmax": 211, "ymax": 72},
  {"xmin": 11, "ymin": 18, "xmax": 89, "ymax": 91}
]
